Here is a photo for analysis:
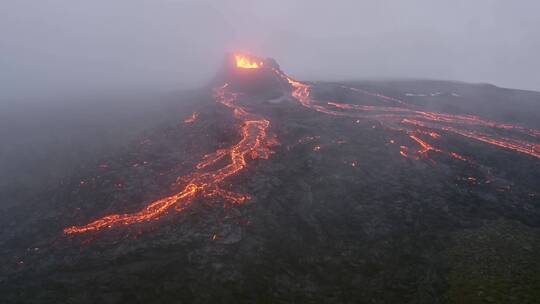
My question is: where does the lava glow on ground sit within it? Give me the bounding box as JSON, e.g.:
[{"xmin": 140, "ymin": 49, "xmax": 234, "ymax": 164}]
[{"xmin": 64, "ymin": 55, "xmax": 539, "ymax": 235}]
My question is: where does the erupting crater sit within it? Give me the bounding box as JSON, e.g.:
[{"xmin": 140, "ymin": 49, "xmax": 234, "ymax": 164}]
[{"xmin": 235, "ymin": 54, "xmax": 263, "ymax": 69}]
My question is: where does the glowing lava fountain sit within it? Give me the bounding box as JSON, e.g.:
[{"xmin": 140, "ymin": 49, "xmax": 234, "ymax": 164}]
[
  {"xmin": 235, "ymin": 54, "xmax": 263, "ymax": 69},
  {"xmin": 64, "ymin": 83, "xmax": 276, "ymax": 234}
]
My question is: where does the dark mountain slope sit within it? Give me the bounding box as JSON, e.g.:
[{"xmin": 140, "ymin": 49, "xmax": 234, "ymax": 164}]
[{"xmin": 1, "ymin": 55, "xmax": 539, "ymax": 303}]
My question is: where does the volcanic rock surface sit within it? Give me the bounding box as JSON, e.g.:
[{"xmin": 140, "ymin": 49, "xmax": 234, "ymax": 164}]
[{"xmin": 1, "ymin": 54, "xmax": 539, "ymax": 303}]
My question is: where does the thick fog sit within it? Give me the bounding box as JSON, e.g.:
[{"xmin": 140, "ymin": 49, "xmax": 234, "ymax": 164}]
[{"xmin": 1, "ymin": 0, "xmax": 540, "ymax": 101}]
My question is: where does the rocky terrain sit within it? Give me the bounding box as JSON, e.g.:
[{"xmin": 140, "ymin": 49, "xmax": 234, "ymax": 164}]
[{"xmin": 1, "ymin": 55, "xmax": 539, "ymax": 303}]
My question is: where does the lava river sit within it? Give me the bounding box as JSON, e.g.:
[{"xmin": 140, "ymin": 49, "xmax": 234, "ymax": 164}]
[
  {"xmin": 283, "ymin": 73, "xmax": 540, "ymax": 161},
  {"xmin": 64, "ymin": 83, "xmax": 275, "ymax": 234}
]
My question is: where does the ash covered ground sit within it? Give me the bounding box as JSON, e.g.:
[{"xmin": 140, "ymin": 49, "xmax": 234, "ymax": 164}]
[{"xmin": 1, "ymin": 55, "xmax": 539, "ymax": 303}]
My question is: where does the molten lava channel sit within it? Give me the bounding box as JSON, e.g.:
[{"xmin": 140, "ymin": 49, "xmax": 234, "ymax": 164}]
[
  {"xmin": 282, "ymin": 72, "xmax": 540, "ymax": 161},
  {"xmin": 64, "ymin": 84, "xmax": 275, "ymax": 234}
]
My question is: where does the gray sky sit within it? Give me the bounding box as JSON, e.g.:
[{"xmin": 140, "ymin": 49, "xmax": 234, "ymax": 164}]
[{"xmin": 1, "ymin": 0, "xmax": 539, "ymax": 100}]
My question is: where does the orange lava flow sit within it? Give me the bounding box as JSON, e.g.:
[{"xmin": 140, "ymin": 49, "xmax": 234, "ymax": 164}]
[
  {"xmin": 409, "ymin": 134, "xmax": 442, "ymax": 155},
  {"xmin": 286, "ymin": 76, "xmax": 540, "ymax": 160},
  {"xmin": 235, "ymin": 55, "xmax": 263, "ymax": 69},
  {"xmin": 64, "ymin": 84, "xmax": 275, "ymax": 234},
  {"xmin": 184, "ymin": 112, "xmax": 199, "ymax": 124}
]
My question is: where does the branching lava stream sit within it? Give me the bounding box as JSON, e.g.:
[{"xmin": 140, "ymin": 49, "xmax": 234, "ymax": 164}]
[
  {"xmin": 64, "ymin": 84, "xmax": 275, "ymax": 234},
  {"xmin": 284, "ymin": 74, "xmax": 540, "ymax": 160}
]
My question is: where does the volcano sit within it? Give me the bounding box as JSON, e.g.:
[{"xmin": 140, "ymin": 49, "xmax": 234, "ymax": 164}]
[{"xmin": 1, "ymin": 54, "xmax": 540, "ymax": 303}]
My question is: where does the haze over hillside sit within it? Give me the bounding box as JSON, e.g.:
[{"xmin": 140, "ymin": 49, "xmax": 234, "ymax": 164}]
[
  {"xmin": 2, "ymin": 0, "xmax": 540, "ymax": 101},
  {"xmin": 1, "ymin": 2, "xmax": 540, "ymax": 303}
]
